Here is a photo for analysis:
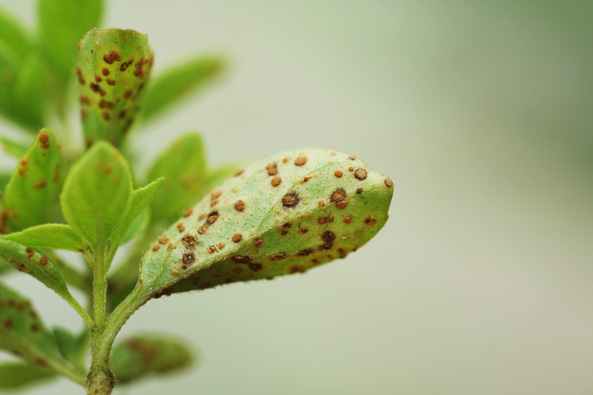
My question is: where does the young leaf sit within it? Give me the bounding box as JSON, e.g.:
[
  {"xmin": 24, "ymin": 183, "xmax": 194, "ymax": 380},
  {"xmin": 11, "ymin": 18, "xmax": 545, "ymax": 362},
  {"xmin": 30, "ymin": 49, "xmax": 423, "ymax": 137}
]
[
  {"xmin": 0, "ymin": 136, "xmax": 29, "ymax": 159},
  {"xmin": 0, "ymin": 362, "xmax": 55, "ymax": 390},
  {"xmin": 53, "ymin": 327, "xmax": 88, "ymax": 370},
  {"xmin": 0, "ymin": 9, "xmax": 32, "ymax": 61},
  {"xmin": 147, "ymin": 133, "xmax": 207, "ymax": 225},
  {"xmin": 2, "ymin": 224, "xmax": 85, "ymax": 252},
  {"xmin": 111, "ymin": 334, "xmax": 194, "ymax": 384},
  {"xmin": 10, "ymin": 53, "xmax": 49, "ymax": 131},
  {"xmin": 142, "ymin": 56, "xmax": 223, "ymax": 123},
  {"xmin": 137, "ymin": 148, "xmax": 393, "ymax": 298},
  {"xmin": 0, "ymin": 282, "xmax": 61, "ymax": 366},
  {"xmin": 60, "ymin": 141, "xmax": 133, "ymax": 252},
  {"xmin": 3, "ymin": 129, "xmax": 62, "ymax": 230},
  {"xmin": 37, "ymin": 0, "xmax": 103, "ymax": 83},
  {"xmin": 76, "ymin": 29, "xmax": 153, "ymax": 147},
  {"xmin": 121, "ymin": 208, "xmax": 150, "ymax": 245}
]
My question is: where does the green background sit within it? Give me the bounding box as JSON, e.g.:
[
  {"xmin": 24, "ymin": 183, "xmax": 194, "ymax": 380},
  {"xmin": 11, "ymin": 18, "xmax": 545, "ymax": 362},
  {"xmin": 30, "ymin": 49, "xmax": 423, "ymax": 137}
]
[{"xmin": 0, "ymin": 1, "xmax": 591, "ymax": 394}]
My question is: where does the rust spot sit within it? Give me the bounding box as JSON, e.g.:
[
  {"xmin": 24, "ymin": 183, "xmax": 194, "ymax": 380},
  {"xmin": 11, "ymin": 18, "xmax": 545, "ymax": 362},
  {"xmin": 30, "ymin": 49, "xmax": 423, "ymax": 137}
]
[
  {"xmin": 248, "ymin": 263, "xmax": 263, "ymax": 272},
  {"xmin": 152, "ymin": 245, "xmax": 160, "ymax": 252},
  {"xmin": 206, "ymin": 211, "xmax": 219, "ymax": 225},
  {"xmin": 124, "ymin": 89, "xmax": 133, "ymax": 98},
  {"xmin": 182, "ymin": 253, "xmax": 195, "ymax": 268},
  {"xmin": 334, "ymin": 170, "xmax": 343, "ymax": 178},
  {"xmin": 177, "ymin": 223, "xmax": 186, "ymax": 233},
  {"xmin": 210, "ymin": 198, "xmax": 219, "ymax": 207},
  {"xmin": 318, "ymin": 215, "xmax": 334, "ymax": 225},
  {"xmin": 343, "ymin": 216, "xmax": 352, "ymax": 224},
  {"xmin": 218, "ymin": 242, "xmax": 225, "ymax": 249},
  {"xmin": 103, "ymin": 51, "xmax": 121, "ymax": 64},
  {"xmin": 208, "ymin": 245, "xmax": 217, "ymax": 254},
  {"xmin": 266, "ymin": 162, "xmax": 278, "ymax": 176},
  {"xmin": 302, "ymin": 176, "xmax": 311, "ymax": 183},
  {"xmin": 234, "ymin": 200, "xmax": 245, "ymax": 212},
  {"xmin": 90, "ymin": 82, "xmax": 106, "ymax": 96},
  {"xmin": 318, "ymin": 201, "xmax": 325, "ymax": 207},
  {"xmin": 39, "ymin": 256, "xmax": 48, "ymax": 266},
  {"xmin": 356, "ymin": 188, "xmax": 363, "ymax": 194},
  {"xmin": 298, "ymin": 249, "xmax": 312, "ymax": 256},
  {"xmin": 120, "ymin": 61, "xmax": 131, "ymax": 72},
  {"xmin": 283, "ymin": 157, "xmax": 288, "ymax": 163},
  {"xmin": 271, "ymin": 176, "xmax": 282, "ymax": 187},
  {"xmin": 4, "ymin": 319, "xmax": 12, "ymax": 328},
  {"xmin": 95, "ymin": 75, "xmax": 102, "ymax": 83},
  {"xmin": 232, "ymin": 234, "xmax": 242, "ymax": 243},
  {"xmin": 271, "ymin": 253, "xmax": 287, "ymax": 261},
  {"xmin": 106, "ymin": 78, "xmax": 115, "ymax": 85},
  {"xmin": 31, "ymin": 323, "xmax": 39, "ymax": 332},
  {"xmin": 39, "ymin": 132, "xmax": 50, "ymax": 149},
  {"xmin": 336, "ymin": 201, "xmax": 349, "ymax": 209},
  {"xmin": 320, "ymin": 231, "xmax": 336, "ymax": 250},
  {"xmin": 349, "ymin": 167, "xmax": 354, "ymax": 172},
  {"xmin": 338, "ymin": 248, "xmax": 348, "ymax": 258},
  {"xmin": 75, "ymin": 67, "xmax": 85, "ymax": 85},
  {"xmin": 254, "ymin": 239, "xmax": 264, "ymax": 248},
  {"xmin": 104, "ymin": 165, "xmax": 113, "ymax": 174},
  {"xmin": 294, "ymin": 156, "xmax": 307, "ymax": 166},
  {"xmin": 232, "ymin": 255, "xmax": 251, "ymax": 263},
  {"xmin": 330, "ymin": 188, "xmax": 347, "ymax": 203},
  {"xmin": 102, "ymin": 112, "xmax": 110, "ymax": 121},
  {"xmin": 233, "ymin": 267, "xmax": 243, "ymax": 274},
  {"xmin": 81, "ymin": 109, "xmax": 87, "ymax": 121},
  {"xmin": 385, "ymin": 177, "xmax": 393, "ymax": 188},
  {"xmin": 211, "ymin": 190, "xmax": 222, "ymax": 200},
  {"xmin": 158, "ymin": 237, "xmax": 169, "ymax": 245},
  {"xmin": 99, "ymin": 100, "xmax": 114, "ymax": 109},
  {"xmin": 171, "ymin": 267, "xmax": 180, "ymax": 276},
  {"xmin": 168, "ymin": 243, "xmax": 174, "ymax": 251},
  {"xmin": 181, "ymin": 235, "xmax": 197, "ymax": 249},
  {"xmin": 289, "ymin": 265, "xmax": 306, "ymax": 273},
  {"xmin": 198, "ymin": 226, "xmax": 207, "ymax": 234},
  {"xmin": 282, "ymin": 192, "xmax": 299, "ymax": 208},
  {"xmin": 183, "ymin": 208, "xmax": 193, "ymax": 217},
  {"xmin": 364, "ymin": 216, "xmax": 377, "ymax": 226},
  {"xmin": 26, "ymin": 248, "xmax": 34, "ymax": 260},
  {"xmin": 19, "ymin": 158, "xmax": 28, "ymax": 165},
  {"xmin": 80, "ymin": 96, "xmax": 90, "ymax": 105},
  {"xmin": 354, "ymin": 168, "xmax": 368, "ymax": 180},
  {"xmin": 234, "ymin": 169, "xmax": 244, "ymax": 176},
  {"xmin": 102, "ymin": 68, "xmax": 110, "ymax": 76}
]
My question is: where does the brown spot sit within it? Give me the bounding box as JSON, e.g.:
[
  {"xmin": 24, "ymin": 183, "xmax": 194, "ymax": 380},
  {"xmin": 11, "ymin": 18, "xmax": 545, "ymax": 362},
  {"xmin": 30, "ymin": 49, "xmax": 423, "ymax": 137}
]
[
  {"xmin": 318, "ymin": 215, "xmax": 334, "ymax": 225},
  {"xmin": 233, "ymin": 267, "xmax": 243, "ymax": 274},
  {"xmin": 75, "ymin": 67, "xmax": 85, "ymax": 85},
  {"xmin": 232, "ymin": 234, "xmax": 242, "ymax": 243},
  {"xmin": 124, "ymin": 89, "xmax": 133, "ymax": 98},
  {"xmin": 198, "ymin": 226, "xmax": 207, "ymax": 234},
  {"xmin": 337, "ymin": 248, "xmax": 348, "ymax": 258},
  {"xmin": 289, "ymin": 265, "xmax": 306, "ymax": 274},
  {"xmin": 39, "ymin": 132, "xmax": 50, "ymax": 149},
  {"xmin": 320, "ymin": 231, "xmax": 336, "ymax": 250},
  {"xmin": 99, "ymin": 100, "xmax": 114, "ymax": 109},
  {"xmin": 177, "ymin": 223, "xmax": 186, "ymax": 233},
  {"xmin": 356, "ymin": 188, "xmax": 363, "ymax": 194},
  {"xmin": 81, "ymin": 109, "xmax": 87, "ymax": 121},
  {"xmin": 218, "ymin": 242, "xmax": 225, "ymax": 249},
  {"xmin": 80, "ymin": 96, "xmax": 91, "ymax": 105},
  {"xmin": 158, "ymin": 237, "xmax": 169, "ymax": 245},
  {"xmin": 39, "ymin": 256, "xmax": 48, "ymax": 266},
  {"xmin": 102, "ymin": 68, "xmax": 110, "ymax": 76},
  {"xmin": 104, "ymin": 165, "xmax": 113, "ymax": 174},
  {"xmin": 364, "ymin": 216, "xmax": 377, "ymax": 226},
  {"xmin": 334, "ymin": 170, "xmax": 343, "ymax": 178},
  {"xmin": 336, "ymin": 201, "xmax": 349, "ymax": 209},
  {"xmin": 120, "ymin": 61, "xmax": 131, "ymax": 72},
  {"xmin": 102, "ymin": 112, "xmax": 110, "ymax": 121},
  {"xmin": 26, "ymin": 248, "xmax": 35, "ymax": 259},
  {"xmin": 183, "ymin": 208, "xmax": 193, "ymax": 217},
  {"xmin": 232, "ymin": 255, "xmax": 251, "ymax": 263},
  {"xmin": 106, "ymin": 78, "xmax": 115, "ymax": 85},
  {"xmin": 234, "ymin": 169, "xmax": 244, "ymax": 176},
  {"xmin": 318, "ymin": 201, "xmax": 325, "ymax": 207},
  {"xmin": 302, "ymin": 176, "xmax": 312, "ymax": 183},
  {"xmin": 210, "ymin": 199, "xmax": 219, "ymax": 207},
  {"xmin": 30, "ymin": 323, "xmax": 39, "ymax": 332},
  {"xmin": 4, "ymin": 319, "xmax": 12, "ymax": 328},
  {"xmin": 283, "ymin": 157, "xmax": 288, "ymax": 163},
  {"xmin": 34, "ymin": 358, "xmax": 47, "ymax": 367},
  {"xmin": 206, "ymin": 211, "xmax": 219, "ymax": 225},
  {"xmin": 182, "ymin": 253, "xmax": 195, "ymax": 268},
  {"xmin": 89, "ymin": 83, "xmax": 106, "ymax": 96},
  {"xmin": 330, "ymin": 188, "xmax": 347, "ymax": 203},
  {"xmin": 298, "ymin": 249, "xmax": 312, "ymax": 256},
  {"xmin": 19, "ymin": 158, "xmax": 28, "ymax": 166},
  {"xmin": 208, "ymin": 245, "xmax": 217, "ymax": 254},
  {"xmin": 354, "ymin": 168, "xmax": 367, "ymax": 180},
  {"xmin": 168, "ymin": 243, "xmax": 174, "ymax": 251},
  {"xmin": 349, "ymin": 167, "xmax": 354, "ymax": 172},
  {"xmin": 254, "ymin": 239, "xmax": 264, "ymax": 248},
  {"xmin": 181, "ymin": 235, "xmax": 197, "ymax": 249},
  {"xmin": 343, "ymin": 216, "xmax": 352, "ymax": 224},
  {"xmin": 282, "ymin": 192, "xmax": 299, "ymax": 208},
  {"xmin": 103, "ymin": 51, "xmax": 121, "ymax": 64},
  {"xmin": 385, "ymin": 178, "xmax": 393, "ymax": 188},
  {"xmin": 271, "ymin": 252, "xmax": 287, "ymax": 261},
  {"xmin": 266, "ymin": 162, "xmax": 278, "ymax": 176},
  {"xmin": 152, "ymin": 245, "xmax": 160, "ymax": 252},
  {"xmin": 271, "ymin": 176, "xmax": 282, "ymax": 187},
  {"xmin": 210, "ymin": 190, "xmax": 222, "ymax": 200},
  {"xmin": 294, "ymin": 156, "xmax": 307, "ymax": 166},
  {"xmin": 171, "ymin": 268, "xmax": 180, "ymax": 276},
  {"xmin": 198, "ymin": 213, "xmax": 206, "ymax": 220},
  {"xmin": 249, "ymin": 263, "xmax": 263, "ymax": 272},
  {"xmin": 95, "ymin": 75, "xmax": 102, "ymax": 83},
  {"xmin": 234, "ymin": 200, "xmax": 245, "ymax": 212}
]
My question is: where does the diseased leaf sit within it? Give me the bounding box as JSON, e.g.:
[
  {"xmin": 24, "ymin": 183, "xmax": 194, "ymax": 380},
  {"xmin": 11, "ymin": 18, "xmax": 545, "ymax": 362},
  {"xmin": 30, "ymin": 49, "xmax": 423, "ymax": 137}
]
[
  {"xmin": 111, "ymin": 334, "xmax": 194, "ymax": 384},
  {"xmin": 0, "ymin": 282, "xmax": 61, "ymax": 366},
  {"xmin": 0, "ymin": 136, "xmax": 29, "ymax": 159},
  {"xmin": 60, "ymin": 141, "xmax": 133, "ymax": 253},
  {"xmin": 53, "ymin": 327, "xmax": 88, "ymax": 370},
  {"xmin": 0, "ymin": 239, "xmax": 73, "ymax": 302},
  {"xmin": 3, "ymin": 129, "xmax": 62, "ymax": 230},
  {"xmin": 0, "ymin": 362, "xmax": 55, "ymax": 390},
  {"xmin": 76, "ymin": 29, "xmax": 153, "ymax": 147},
  {"xmin": 137, "ymin": 148, "xmax": 393, "ymax": 298},
  {"xmin": 143, "ymin": 56, "xmax": 223, "ymax": 123},
  {"xmin": 147, "ymin": 133, "xmax": 207, "ymax": 225},
  {"xmin": 2, "ymin": 224, "xmax": 85, "ymax": 252},
  {"xmin": 0, "ymin": 9, "xmax": 32, "ymax": 61},
  {"xmin": 38, "ymin": 0, "xmax": 103, "ymax": 83},
  {"xmin": 201, "ymin": 163, "xmax": 246, "ymax": 194}
]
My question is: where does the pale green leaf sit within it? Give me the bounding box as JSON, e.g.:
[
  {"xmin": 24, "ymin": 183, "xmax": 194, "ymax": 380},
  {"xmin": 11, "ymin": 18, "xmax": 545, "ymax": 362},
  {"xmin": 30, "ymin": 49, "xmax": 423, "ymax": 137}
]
[
  {"xmin": 0, "ymin": 136, "xmax": 29, "ymax": 159},
  {"xmin": 0, "ymin": 9, "xmax": 32, "ymax": 61},
  {"xmin": 2, "ymin": 224, "xmax": 85, "ymax": 252},
  {"xmin": 0, "ymin": 362, "xmax": 55, "ymax": 390},
  {"xmin": 53, "ymin": 327, "xmax": 88, "ymax": 370},
  {"xmin": 10, "ymin": 53, "xmax": 48, "ymax": 131}
]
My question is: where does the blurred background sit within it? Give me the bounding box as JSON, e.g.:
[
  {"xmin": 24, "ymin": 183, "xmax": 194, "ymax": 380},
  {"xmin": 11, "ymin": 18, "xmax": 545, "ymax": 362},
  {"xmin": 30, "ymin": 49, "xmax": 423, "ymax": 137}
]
[{"xmin": 0, "ymin": 1, "xmax": 592, "ymax": 394}]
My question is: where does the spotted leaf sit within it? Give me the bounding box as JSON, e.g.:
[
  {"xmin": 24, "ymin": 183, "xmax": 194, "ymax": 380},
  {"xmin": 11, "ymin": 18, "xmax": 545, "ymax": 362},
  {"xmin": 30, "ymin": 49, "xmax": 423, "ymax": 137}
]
[
  {"xmin": 136, "ymin": 148, "xmax": 393, "ymax": 299},
  {"xmin": 0, "ymin": 362, "xmax": 55, "ymax": 390},
  {"xmin": 3, "ymin": 129, "xmax": 62, "ymax": 230},
  {"xmin": 77, "ymin": 28, "xmax": 153, "ymax": 147}
]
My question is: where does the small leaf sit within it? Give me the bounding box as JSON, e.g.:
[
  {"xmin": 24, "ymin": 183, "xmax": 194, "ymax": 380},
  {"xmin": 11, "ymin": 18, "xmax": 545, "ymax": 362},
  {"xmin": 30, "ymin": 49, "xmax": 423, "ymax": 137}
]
[
  {"xmin": 147, "ymin": 133, "xmax": 207, "ymax": 225},
  {"xmin": 111, "ymin": 334, "xmax": 194, "ymax": 384},
  {"xmin": 76, "ymin": 29, "xmax": 153, "ymax": 147},
  {"xmin": 0, "ymin": 239, "xmax": 73, "ymax": 302},
  {"xmin": 0, "ymin": 362, "xmax": 55, "ymax": 390},
  {"xmin": 2, "ymin": 224, "xmax": 85, "ymax": 252},
  {"xmin": 138, "ymin": 148, "xmax": 393, "ymax": 297},
  {"xmin": 0, "ymin": 136, "xmax": 29, "ymax": 159},
  {"xmin": 0, "ymin": 9, "xmax": 32, "ymax": 61},
  {"xmin": 0, "ymin": 282, "xmax": 61, "ymax": 366},
  {"xmin": 121, "ymin": 208, "xmax": 150, "ymax": 245},
  {"xmin": 3, "ymin": 129, "xmax": 62, "ymax": 230},
  {"xmin": 10, "ymin": 53, "xmax": 49, "ymax": 131},
  {"xmin": 37, "ymin": 0, "xmax": 103, "ymax": 83},
  {"xmin": 53, "ymin": 327, "xmax": 88, "ymax": 370},
  {"xmin": 142, "ymin": 56, "xmax": 223, "ymax": 123},
  {"xmin": 60, "ymin": 141, "xmax": 133, "ymax": 252}
]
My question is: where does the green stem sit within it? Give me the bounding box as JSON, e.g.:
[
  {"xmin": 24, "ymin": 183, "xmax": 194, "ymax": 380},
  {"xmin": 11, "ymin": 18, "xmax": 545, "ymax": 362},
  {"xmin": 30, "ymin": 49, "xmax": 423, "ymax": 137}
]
[
  {"xmin": 65, "ymin": 294, "xmax": 93, "ymax": 329},
  {"xmin": 92, "ymin": 250, "xmax": 107, "ymax": 326}
]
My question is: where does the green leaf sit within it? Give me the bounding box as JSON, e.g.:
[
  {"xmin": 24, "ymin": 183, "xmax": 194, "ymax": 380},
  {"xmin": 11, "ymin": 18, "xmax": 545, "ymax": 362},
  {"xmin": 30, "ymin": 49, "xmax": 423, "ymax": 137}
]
[
  {"xmin": 3, "ymin": 129, "xmax": 62, "ymax": 230},
  {"xmin": 60, "ymin": 140, "xmax": 133, "ymax": 252},
  {"xmin": 201, "ymin": 162, "xmax": 246, "ymax": 194},
  {"xmin": 0, "ymin": 362, "xmax": 55, "ymax": 390},
  {"xmin": 147, "ymin": 133, "xmax": 207, "ymax": 225},
  {"xmin": 2, "ymin": 224, "xmax": 85, "ymax": 252},
  {"xmin": 0, "ymin": 282, "xmax": 61, "ymax": 366},
  {"xmin": 53, "ymin": 327, "xmax": 88, "ymax": 370},
  {"xmin": 0, "ymin": 9, "xmax": 32, "ymax": 61},
  {"xmin": 76, "ymin": 28, "xmax": 153, "ymax": 147},
  {"xmin": 0, "ymin": 239, "xmax": 73, "ymax": 302},
  {"xmin": 0, "ymin": 136, "xmax": 29, "ymax": 159},
  {"xmin": 111, "ymin": 334, "xmax": 194, "ymax": 384},
  {"xmin": 9, "ymin": 53, "xmax": 49, "ymax": 132},
  {"xmin": 137, "ymin": 148, "xmax": 393, "ymax": 298},
  {"xmin": 37, "ymin": 0, "xmax": 103, "ymax": 83},
  {"xmin": 121, "ymin": 208, "xmax": 150, "ymax": 245},
  {"xmin": 143, "ymin": 56, "xmax": 223, "ymax": 123}
]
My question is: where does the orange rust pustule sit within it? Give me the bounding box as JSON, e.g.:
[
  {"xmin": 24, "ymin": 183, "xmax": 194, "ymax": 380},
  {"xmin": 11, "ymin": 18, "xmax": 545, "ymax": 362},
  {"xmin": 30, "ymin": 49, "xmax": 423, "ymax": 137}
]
[
  {"xmin": 354, "ymin": 168, "xmax": 368, "ymax": 180},
  {"xmin": 282, "ymin": 192, "xmax": 300, "ymax": 208},
  {"xmin": 103, "ymin": 51, "xmax": 121, "ymax": 64},
  {"xmin": 330, "ymin": 188, "xmax": 347, "ymax": 203},
  {"xmin": 234, "ymin": 200, "xmax": 245, "ymax": 212},
  {"xmin": 232, "ymin": 234, "xmax": 242, "ymax": 243},
  {"xmin": 39, "ymin": 132, "xmax": 50, "ymax": 149}
]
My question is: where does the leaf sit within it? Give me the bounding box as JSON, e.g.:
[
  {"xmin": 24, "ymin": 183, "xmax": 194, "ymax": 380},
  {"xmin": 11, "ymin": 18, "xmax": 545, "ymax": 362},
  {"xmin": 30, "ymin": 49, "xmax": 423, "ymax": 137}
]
[
  {"xmin": 37, "ymin": 0, "xmax": 103, "ymax": 83},
  {"xmin": 0, "ymin": 282, "xmax": 61, "ymax": 366},
  {"xmin": 111, "ymin": 334, "xmax": 194, "ymax": 384},
  {"xmin": 201, "ymin": 162, "xmax": 246, "ymax": 194},
  {"xmin": 53, "ymin": 327, "xmax": 88, "ymax": 370},
  {"xmin": 3, "ymin": 129, "xmax": 62, "ymax": 230},
  {"xmin": 137, "ymin": 148, "xmax": 394, "ymax": 298},
  {"xmin": 2, "ymin": 224, "xmax": 85, "ymax": 252},
  {"xmin": 121, "ymin": 208, "xmax": 150, "ymax": 245},
  {"xmin": 146, "ymin": 133, "xmax": 207, "ymax": 225},
  {"xmin": 76, "ymin": 28, "xmax": 153, "ymax": 147},
  {"xmin": 0, "ymin": 362, "xmax": 55, "ymax": 390},
  {"xmin": 0, "ymin": 239, "xmax": 73, "ymax": 302},
  {"xmin": 0, "ymin": 136, "xmax": 29, "ymax": 159},
  {"xmin": 9, "ymin": 53, "xmax": 49, "ymax": 132},
  {"xmin": 60, "ymin": 140, "xmax": 133, "ymax": 253},
  {"xmin": 0, "ymin": 9, "xmax": 32, "ymax": 61},
  {"xmin": 142, "ymin": 56, "xmax": 223, "ymax": 123}
]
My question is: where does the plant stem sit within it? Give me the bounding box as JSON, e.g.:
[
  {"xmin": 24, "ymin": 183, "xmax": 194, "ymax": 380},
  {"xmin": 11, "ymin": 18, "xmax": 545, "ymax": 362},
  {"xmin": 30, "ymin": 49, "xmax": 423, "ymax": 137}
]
[{"xmin": 65, "ymin": 294, "xmax": 93, "ymax": 329}]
